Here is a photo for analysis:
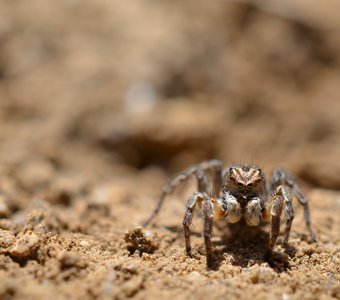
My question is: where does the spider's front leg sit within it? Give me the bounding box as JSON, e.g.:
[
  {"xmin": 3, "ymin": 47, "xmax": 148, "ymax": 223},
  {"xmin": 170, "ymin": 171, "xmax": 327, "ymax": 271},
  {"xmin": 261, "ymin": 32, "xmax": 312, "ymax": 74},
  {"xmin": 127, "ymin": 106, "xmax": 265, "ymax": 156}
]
[
  {"xmin": 183, "ymin": 168, "xmax": 216, "ymax": 268},
  {"xmin": 182, "ymin": 192, "xmax": 215, "ymax": 268},
  {"xmin": 183, "ymin": 192, "xmax": 202, "ymax": 256},
  {"xmin": 268, "ymin": 186, "xmax": 294, "ymax": 249},
  {"xmin": 271, "ymin": 168, "xmax": 316, "ymax": 242},
  {"xmin": 203, "ymin": 194, "xmax": 214, "ymax": 269}
]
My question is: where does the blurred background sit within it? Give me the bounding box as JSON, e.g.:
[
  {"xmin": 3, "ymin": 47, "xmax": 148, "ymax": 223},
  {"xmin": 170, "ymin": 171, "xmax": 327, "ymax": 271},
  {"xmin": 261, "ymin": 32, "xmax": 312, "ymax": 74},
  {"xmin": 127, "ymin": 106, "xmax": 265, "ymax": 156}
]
[{"xmin": 0, "ymin": 0, "xmax": 340, "ymax": 199}]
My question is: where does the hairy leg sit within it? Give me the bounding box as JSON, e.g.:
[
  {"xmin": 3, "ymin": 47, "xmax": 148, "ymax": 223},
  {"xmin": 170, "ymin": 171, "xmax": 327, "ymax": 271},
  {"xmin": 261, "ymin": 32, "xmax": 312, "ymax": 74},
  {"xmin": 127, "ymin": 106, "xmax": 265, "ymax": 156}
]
[
  {"xmin": 183, "ymin": 192, "xmax": 204, "ymax": 255},
  {"xmin": 209, "ymin": 160, "xmax": 223, "ymax": 199},
  {"xmin": 195, "ymin": 168, "xmax": 209, "ymax": 193},
  {"xmin": 217, "ymin": 192, "xmax": 242, "ymax": 224},
  {"xmin": 182, "ymin": 192, "xmax": 215, "ymax": 269},
  {"xmin": 142, "ymin": 160, "xmax": 223, "ymax": 226},
  {"xmin": 202, "ymin": 194, "xmax": 214, "ymax": 269},
  {"xmin": 271, "ymin": 168, "xmax": 316, "ymax": 242},
  {"xmin": 244, "ymin": 197, "xmax": 262, "ymax": 227},
  {"xmin": 291, "ymin": 184, "xmax": 316, "ymax": 242},
  {"xmin": 269, "ymin": 194, "xmax": 284, "ymax": 249},
  {"xmin": 269, "ymin": 186, "xmax": 294, "ymax": 249},
  {"xmin": 281, "ymin": 187, "xmax": 294, "ymax": 244}
]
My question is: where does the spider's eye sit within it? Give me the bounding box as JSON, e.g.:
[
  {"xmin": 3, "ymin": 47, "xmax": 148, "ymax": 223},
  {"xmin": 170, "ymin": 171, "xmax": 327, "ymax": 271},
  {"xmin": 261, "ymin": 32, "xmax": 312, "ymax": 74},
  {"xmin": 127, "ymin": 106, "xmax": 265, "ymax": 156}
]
[
  {"xmin": 229, "ymin": 176, "xmax": 236, "ymax": 182},
  {"xmin": 256, "ymin": 179, "xmax": 262, "ymax": 184},
  {"xmin": 236, "ymin": 182, "xmax": 244, "ymax": 190},
  {"xmin": 247, "ymin": 183, "xmax": 255, "ymax": 190}
]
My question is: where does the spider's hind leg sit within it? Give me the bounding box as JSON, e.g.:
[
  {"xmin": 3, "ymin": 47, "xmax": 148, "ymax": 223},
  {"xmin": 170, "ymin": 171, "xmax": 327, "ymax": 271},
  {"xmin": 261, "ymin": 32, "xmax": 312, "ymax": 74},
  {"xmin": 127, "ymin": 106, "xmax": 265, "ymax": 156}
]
[{"xmin": 143, "ymin": 160, "xmax": 222, "ymax": 226}]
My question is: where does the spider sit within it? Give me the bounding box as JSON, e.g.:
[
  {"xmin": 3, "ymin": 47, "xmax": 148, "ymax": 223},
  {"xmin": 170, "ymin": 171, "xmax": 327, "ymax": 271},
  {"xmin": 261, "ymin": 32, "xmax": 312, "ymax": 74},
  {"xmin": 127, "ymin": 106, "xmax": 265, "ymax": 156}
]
[{"xmin": 143, "ymin": 160, "xmax": 316, "ymax": 269}]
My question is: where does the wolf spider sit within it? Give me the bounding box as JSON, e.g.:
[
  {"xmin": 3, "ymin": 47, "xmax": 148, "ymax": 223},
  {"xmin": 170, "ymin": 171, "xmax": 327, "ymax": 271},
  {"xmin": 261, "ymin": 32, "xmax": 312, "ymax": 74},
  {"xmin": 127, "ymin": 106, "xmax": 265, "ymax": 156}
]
[{"xmin": 143, "ymin": 160, "xmax": 316, "ymax": 269}]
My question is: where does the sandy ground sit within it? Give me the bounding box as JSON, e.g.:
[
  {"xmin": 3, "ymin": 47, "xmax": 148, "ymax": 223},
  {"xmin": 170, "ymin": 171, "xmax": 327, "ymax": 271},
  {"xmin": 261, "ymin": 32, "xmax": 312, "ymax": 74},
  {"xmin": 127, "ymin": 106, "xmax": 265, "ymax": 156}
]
[{"xmin": 0, "ymin": 1, "xmax": 339, "ymax": 299}]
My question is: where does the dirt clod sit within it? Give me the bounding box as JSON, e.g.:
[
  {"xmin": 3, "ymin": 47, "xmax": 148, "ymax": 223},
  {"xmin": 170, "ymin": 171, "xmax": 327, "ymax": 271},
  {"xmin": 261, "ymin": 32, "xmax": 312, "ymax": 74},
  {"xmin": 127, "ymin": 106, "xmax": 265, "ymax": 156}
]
[
  {"xmin": 124, "ymin": 226, "xmax": 159, "ymax": 255},
  {"xmin": 0, "ymin": 230, "xmax": 16, "ymax": 249},
  {"xmin": 9, "ymin": 231, "xmax": 40, "ymax": 258},
  {"xmin": 57, "ymin": 250, "xmax": 87, "ymax": 269}
]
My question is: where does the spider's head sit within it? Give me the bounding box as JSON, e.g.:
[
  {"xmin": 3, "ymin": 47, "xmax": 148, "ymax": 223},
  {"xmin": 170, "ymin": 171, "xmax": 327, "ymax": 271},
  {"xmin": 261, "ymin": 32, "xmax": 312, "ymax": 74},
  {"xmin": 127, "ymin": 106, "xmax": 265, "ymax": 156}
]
[{"xmin": 223, "ymin": 164, "xmax": 265, "ymax": 197}]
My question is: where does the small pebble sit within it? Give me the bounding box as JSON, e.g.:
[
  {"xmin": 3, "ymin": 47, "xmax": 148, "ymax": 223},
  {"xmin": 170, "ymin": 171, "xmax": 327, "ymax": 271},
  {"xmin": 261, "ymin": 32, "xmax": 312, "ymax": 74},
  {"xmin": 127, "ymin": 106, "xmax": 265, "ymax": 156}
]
[
  {"xmin": 79, "ymin": 240, "xmax": 90, "ymax": 247},
  {"xmin": 188, "ymin": 271, "xmax": 201, "ymax": 281},
  {"xmin": 282, "ymin": 293, "xmax": 290, "ymax": 300}
]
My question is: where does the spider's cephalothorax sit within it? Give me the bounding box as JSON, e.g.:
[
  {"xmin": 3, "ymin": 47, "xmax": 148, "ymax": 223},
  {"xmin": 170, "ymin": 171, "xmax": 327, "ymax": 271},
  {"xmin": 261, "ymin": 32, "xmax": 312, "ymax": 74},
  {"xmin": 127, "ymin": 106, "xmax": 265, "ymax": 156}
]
[
  {"xmin": 224, "ymin": 165, "xmax": 266, "ymax": 203},
  {"xmin": 143, "ymin": 160, "xmax": 316, "ymax": 269}
]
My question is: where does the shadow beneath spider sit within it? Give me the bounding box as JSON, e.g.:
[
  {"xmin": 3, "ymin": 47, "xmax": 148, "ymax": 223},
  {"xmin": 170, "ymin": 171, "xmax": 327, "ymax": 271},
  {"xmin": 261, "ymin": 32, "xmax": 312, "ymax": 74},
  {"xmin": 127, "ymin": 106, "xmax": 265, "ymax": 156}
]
[
  {"xmin": 210, "ymin": 222, "xmax": 297, "ymax": 272},
  {"xmin": 161, "ymin": 222, "xmax": 297, "ymax": 272}
]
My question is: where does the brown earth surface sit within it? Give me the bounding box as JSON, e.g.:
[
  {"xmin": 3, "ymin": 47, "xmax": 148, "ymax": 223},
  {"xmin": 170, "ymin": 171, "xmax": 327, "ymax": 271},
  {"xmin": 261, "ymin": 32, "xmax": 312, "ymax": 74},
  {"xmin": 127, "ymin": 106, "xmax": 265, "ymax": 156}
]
[{"xmin": 0, "ymin": 1, "xmax": 339, "ymax": 299}]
